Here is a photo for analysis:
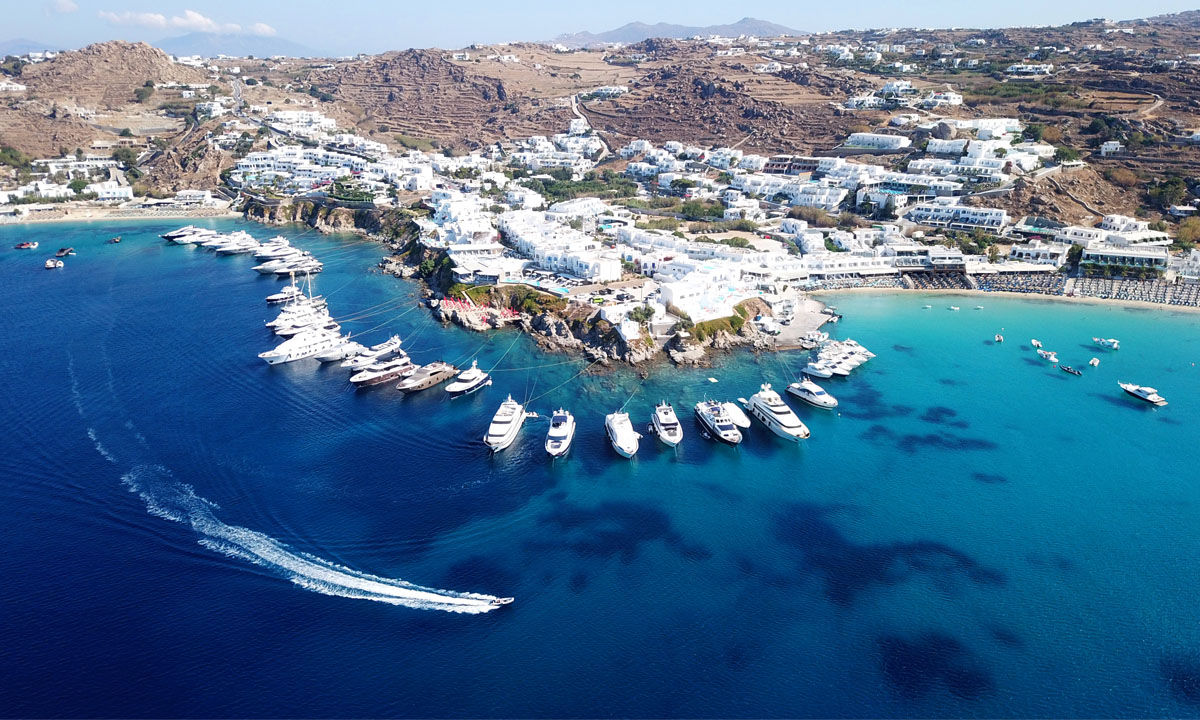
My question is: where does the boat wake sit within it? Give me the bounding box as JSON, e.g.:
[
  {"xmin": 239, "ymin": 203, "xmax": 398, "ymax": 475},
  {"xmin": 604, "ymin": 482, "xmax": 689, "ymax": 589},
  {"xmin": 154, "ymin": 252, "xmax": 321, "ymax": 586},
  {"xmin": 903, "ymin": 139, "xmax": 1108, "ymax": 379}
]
[{"xmin": 120, "ymin": 464, "xmax": 504, "ymax": 614}]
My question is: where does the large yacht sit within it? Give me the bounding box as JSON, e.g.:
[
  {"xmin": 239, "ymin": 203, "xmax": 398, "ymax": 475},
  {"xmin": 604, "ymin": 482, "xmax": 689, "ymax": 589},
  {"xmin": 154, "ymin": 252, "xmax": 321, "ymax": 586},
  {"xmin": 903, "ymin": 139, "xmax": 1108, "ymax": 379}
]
[
  {"xmin": 170, "ymin": 228, "xmax": 219, "ymax": 245},
  {"xmin": 314, "ymin": 339, "xmax": 365, "ymax": 363},
  {"xmin": 258, "ymin": 330, "xmax": 344, "ymax": 365},
  {"xmin": 253, "ymin": 252, "xmax": 312, "ymax": 274},
  {"xmin": 161, "ymin": 225, "xmax": 197, "ymax": 240},
  {"xmin": 694, "ymin": 400, "xmax": 743, "ymax": 445},
  {"xmin": 274, "ymin": 259, "xmax": 323, "ymax": 275},
  {"xmin": 787, "ymin": 377, "xmax": 838, "ymax": 409},
  {"xmin": 266, "ymin": 284, "xmax": 304, "ymax": 304},
  {"xmin": 1118, "ymin": 382, "xmax": 1167, "ymax": 407},
  {"xmin": 215, "ymin": 236, "xmax": 261, "ymax": 255},
  {"xmin": 276, "ymin": 318, "xmax": 339, "ymax": 338},
  {"xmin": 340, "ymin": 335, "xmax": 403, "ymax": 369},
  {"xmin": 445, "ymin": 360, "xmax": 492, "ymax": 397},
  {"xmin": 650, "ymin": 401, "xmax": 684, "ymax": 447},
  {"xmin": 545, "ymin": 408, "xmax": 576, "ymax": 457},
  {"xmin": 396, "ymin": 361, "xmax": 458, "ymax": 394},
  {"xmin": 483, "ymin": 396, "xmax": 526, "ymax": 452},
  {"xmin": 349, "ymin": 355, "xmax": 415, "ymax": 387},
  {"xmin": 742, "ymin": 384, "xmax": 810, "ymax": 441},
  {"xmin": 605, "ymin": 411, "xmax": 641, "ymax": 458}
]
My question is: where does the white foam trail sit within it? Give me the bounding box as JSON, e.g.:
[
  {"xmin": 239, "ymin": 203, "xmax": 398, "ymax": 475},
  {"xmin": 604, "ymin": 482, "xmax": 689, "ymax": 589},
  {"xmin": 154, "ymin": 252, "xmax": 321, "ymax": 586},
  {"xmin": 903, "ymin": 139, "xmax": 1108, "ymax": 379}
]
[
  {"xmin": 86, "ymin": 428, "xmax": 118, "ymax": 464},
  {"xmin": 120, "ymin": 465, "xmax": 501, "ymax": 614}
]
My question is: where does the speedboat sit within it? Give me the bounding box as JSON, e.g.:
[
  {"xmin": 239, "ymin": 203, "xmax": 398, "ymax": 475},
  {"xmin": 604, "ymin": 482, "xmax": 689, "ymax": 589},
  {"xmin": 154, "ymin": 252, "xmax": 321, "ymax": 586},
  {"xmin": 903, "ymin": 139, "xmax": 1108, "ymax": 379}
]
[
  {"xmin": 545, "ymin": 408, "xmax": 576, "ymax": 457},
  {"xmin": 55, "ymin": 247, "xmax": 74, "ymax": 257},
  {"xmin": 741, "ymin": 384, "xmax": 810, "ymax": 441},
  {"xmin": 107, "ymin": 236, "xmax": 121, "ymax": 244},
  {"xmin": 922, "ymin": 304, "xmax": 932, "ymax": 309},
  {"xmin": 1118, "ymin": 382, "xmax": 1167, "ymax": 407},
  {"xmin": 341, "ymin": 335, "xmax": 403, "ymax": 369},
  {"xmin": 483, "ymin": 395, "xmax": 526, "ymax": 452},
  {"xmin": 994, "ymin": 334, "xmax": 1004, "ymax": 343},
  {"xmin": 349, "ymin": 355, "xmax": 415, "ymax": 387},
  {"xmin": 803, "ymin": 361, "xmax": 833, "ymax": 378},
  {"xmin": 396, "ymin": 361, "xmax": 458, "ymax": 394},
  {"xmin": 842, "ymin": 339, "xmax": 875, "ymax": 358},
  {"xmin": 722, "ymin": 402, "xmax": 752, "ymax": 429},
  {"xmin": 1093, "ymin": 337, "xmax": 1120, "ymax": 350},
  {"xmin": 787, "ymin": 377, "xmax": 838, "ymax": 409},
  {"xmin": 161, "ymin": 225, "xmax": 197, "ymax": 240},
  {"xmin": 827, "ymin": 361, "xmax": 852, "ymax": 377},
  {"xmin": 14, "ymin": 241, "xmax": 37, "ymax": 250},
  {"xmin": 445, "ymin": 360, "xmax": 492, "ymax": 397},
  {"xmin": 44, "ymin": 258, "xmax": 63, "ymax": 269},
  {"xmin": 694, "ymin": 400, "xmax": 742, "ymax": 445},
  {"xmin": 1036, "ymin": 349, "xmax": 1058, "ymax": 362},
  {"xmin": 650, "ymin": 401, "xmax": 684, "ymax": 447},
  {"xmin": 605, "ymin": 411, "xmax": 641, "ymax": 458},
  {"xmin": 1031, "ymin": 339, "xmax": 1043, "ymax": 348},
  {"xmin": 489, "ymin": 597, "xmax": 514, "ymax": 606},
  {"xmin": 258, "ymin": 329, "xmax": 344, "ymax": 365},
  {"xmin": 1059, "ymin": 364, "xmax": 1082, "ymax": 376},
  {"xmin": 1089, "ymin": 357, "xmax": 1100, "ymax": 367},
  {"xmin": 948, "ymin": 306, "xmax": 960, "ymax": 311},
  {"xmin": 314, "ymin": 339, "xmax": 365, "ymax": 363}
]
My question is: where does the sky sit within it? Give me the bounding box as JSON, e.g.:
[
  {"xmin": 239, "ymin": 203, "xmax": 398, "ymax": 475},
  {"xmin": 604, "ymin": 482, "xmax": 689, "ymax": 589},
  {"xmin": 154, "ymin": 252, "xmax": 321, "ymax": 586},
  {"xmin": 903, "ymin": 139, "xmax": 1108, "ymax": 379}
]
[{"xmin": 8, "ymin": 0, "xmax": 1200, "ymax": 55}]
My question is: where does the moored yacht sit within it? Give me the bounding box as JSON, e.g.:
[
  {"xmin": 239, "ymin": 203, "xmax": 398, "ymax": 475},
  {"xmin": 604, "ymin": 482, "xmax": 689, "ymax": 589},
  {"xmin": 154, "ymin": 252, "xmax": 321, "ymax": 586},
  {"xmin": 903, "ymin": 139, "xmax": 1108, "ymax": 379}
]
[
  {"xmin": 258, "ymin": 329, "xmax": 344, "ymax": 365},
  {"xmin": 1093, "ymin": 337, "xmax": 1120, "ymax": 350},
  {"xmin": 722, "ymin": 402, "xmax": 752, "ymax": 429},
  {"xmin": 314, "ymin": 339, "xmax": 365, "ymax": 363},
  {"xmin": 650, "ymin": 401, "xmax": 683, "ymax": 447},
  {"xmin": 483, "ymin": 395, "xmax": 526, "ymax": 452},
  {"xmin": 545, "ymin": 408, "xmax": 576, "ymax": 457},
  {"xmin": 787, "ymin": 377, "xmax": 838, "ymax": 409},
  {"xmin": 1036, "ymin": 349, "xmax": 1058, "ymax": 362},
  {"xmin": 1118, "ymin": 382, "xmax": 1167, "ymax": 407},
  {"xmin": 161, "ymin": 225, "xmax": 197, "ymax": 240},
  {"xmin": 742, "ymin": 384, "xmax": 810, "ymax": 441},
  {"xmin": 605, "ymin": 411, "xmax": 641, "ymax": 458},
  {"xmin": 694, "ymin": 400, "xmax": 742, "ymax": 445},
  {"xmin": 266, "ymin": 284, "xmax": 304, "ymax": 304},
  {"xmin": 803, "ymin": 361, "xmax": 834, "ymax": 378},
  {"xmin": 341, "ymin": 335, "xmax": 403, "ymax": 369},
  {"xmin": 349, "ymin": 355, "xmax": 414, "ymax": 387},
  {"xmin": 445, "ymin": 360, "xmax": 492, "ymax": 397},
  {"xmin": 44, "ymin": 258, "xmax": 63, "ymax": 269},
  {"xmin": 396, "ymin": 361, "xmax": 458, "ymax": 394},
  {"xmin": 276, "ymin": 318, "xmax": 340, "ymax": 338},
  {"xmin": 274, "ymin": 259, "xmax": 323, "ymax": 275}
]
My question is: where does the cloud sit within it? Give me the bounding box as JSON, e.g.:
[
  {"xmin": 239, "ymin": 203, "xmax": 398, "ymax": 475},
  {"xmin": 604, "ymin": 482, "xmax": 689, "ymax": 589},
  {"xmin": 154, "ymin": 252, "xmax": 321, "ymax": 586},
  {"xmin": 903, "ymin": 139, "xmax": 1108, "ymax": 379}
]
[
  {"xmin": 98, "ymin": 8, "xmax": 271, "ymax": 35},
  {"xmin": 48, "ymin": 0, "xmax": 79, "ymax": 13}
]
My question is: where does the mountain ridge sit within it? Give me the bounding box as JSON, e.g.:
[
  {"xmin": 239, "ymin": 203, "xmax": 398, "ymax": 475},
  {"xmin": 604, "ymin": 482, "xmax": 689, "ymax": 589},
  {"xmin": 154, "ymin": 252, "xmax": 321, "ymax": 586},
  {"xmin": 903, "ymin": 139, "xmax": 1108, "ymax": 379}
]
[
  {"xmin": 154, "ymin": 32, "xmax": 319, "ymax": 58},
  {"xmin": 552, "ymin": 17, "xmax": 801, "ymax": 48}
]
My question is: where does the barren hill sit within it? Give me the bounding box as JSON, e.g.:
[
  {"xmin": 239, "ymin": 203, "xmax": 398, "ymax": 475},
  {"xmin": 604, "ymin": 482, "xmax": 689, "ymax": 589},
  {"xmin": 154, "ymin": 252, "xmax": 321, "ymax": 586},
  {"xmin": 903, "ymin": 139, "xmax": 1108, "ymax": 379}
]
[{"xmin": 19, "ymin": 41, "xmax": 208, "ymax": 110}]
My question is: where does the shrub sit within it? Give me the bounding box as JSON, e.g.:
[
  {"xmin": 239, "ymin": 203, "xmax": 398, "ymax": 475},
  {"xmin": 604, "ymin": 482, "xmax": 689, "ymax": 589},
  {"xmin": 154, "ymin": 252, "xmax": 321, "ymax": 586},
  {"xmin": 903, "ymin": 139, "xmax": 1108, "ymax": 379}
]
[{"xmin": 1104, "ymin": 167, "xmax": 1140, "ymax": 188}]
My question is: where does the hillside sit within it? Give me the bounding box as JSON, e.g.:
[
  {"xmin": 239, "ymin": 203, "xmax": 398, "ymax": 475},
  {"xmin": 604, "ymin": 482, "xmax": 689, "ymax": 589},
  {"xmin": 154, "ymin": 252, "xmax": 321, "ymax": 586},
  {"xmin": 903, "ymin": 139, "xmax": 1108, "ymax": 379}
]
[{"xmin": 18, "ymin": 41, "xmax": 208, "ymax": 110}]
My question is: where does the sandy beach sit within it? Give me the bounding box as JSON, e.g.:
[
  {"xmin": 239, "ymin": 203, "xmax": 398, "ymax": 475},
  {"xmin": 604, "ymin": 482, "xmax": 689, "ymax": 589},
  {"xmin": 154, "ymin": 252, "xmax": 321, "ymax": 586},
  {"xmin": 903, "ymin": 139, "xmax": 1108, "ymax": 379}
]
[
  {"xmin": 811, "ymin": 286, "xmax": 1200, "ymax": 315},
  {"xmin": 0, "ymin": 204, "xmax": 241, "ymax": 227}
]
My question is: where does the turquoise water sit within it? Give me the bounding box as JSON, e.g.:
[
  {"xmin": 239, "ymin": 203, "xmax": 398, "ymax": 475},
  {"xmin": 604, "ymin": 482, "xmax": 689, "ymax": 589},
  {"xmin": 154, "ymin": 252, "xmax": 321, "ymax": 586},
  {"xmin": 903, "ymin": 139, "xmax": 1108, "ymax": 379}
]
[{"xmin": 2, "ymin": 218, "xmax": 1199, "ymax": 717}]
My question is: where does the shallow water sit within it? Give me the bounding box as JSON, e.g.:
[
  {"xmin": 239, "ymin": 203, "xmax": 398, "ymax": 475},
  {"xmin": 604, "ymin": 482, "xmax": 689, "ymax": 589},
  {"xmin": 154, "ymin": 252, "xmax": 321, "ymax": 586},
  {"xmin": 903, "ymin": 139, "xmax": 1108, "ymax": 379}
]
[{"xmin": 2, "ymin": 218, "xmax": 1199, "ymax": 717}]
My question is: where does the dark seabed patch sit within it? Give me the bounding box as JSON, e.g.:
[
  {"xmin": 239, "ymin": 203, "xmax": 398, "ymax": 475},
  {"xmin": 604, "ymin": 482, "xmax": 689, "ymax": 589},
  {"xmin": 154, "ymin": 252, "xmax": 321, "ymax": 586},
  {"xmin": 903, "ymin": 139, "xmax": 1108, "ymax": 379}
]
[
  {"xmin": 568, "ymin": 571, "xmax": 589, "ymax": 594},
  {"xmin": 439, "ymin": 555, "xmax": 519, "ymax": 594},
  {"xmin": 920, "ymin": 406, "xmax": 970, "ymax": 429},
  {"xmin": 892, "ymin": 344, "xmax": 915, "ymax": 354},
  {"xmin": 972, "ymin": 472, "xmax": 1008, "ymax": 485},
  {"xmin": 861, "ymin": 425, "xmax": 996, "ymax": 454},
  {"xmin": 988, "ymin": 625, "xmax": 1023, "ymax": 648},
  {"xmin": 838, "ymin": 384, "xmax": 915, "ymax": 421},
  {"xmin": 695, "ymin": 480, "xmax": 743, "ymax": 503},
  {"xmin": 937, "ymin": 378, "xmax": 966, "ymax": 387},
  {"xmin": 772, "ymin": 503, "xmax": 1004, "ymax": 607},
  {"xmin": 878, "ymin": 632, "xmax": 994, "ymax": 700},
  {"xmin": 1161, "ymin": 654, "xmax": 1200, "ymax": 706},
  {"xmin": 526, "ymin": 499, "xmax": 711, "ymax": 564}
]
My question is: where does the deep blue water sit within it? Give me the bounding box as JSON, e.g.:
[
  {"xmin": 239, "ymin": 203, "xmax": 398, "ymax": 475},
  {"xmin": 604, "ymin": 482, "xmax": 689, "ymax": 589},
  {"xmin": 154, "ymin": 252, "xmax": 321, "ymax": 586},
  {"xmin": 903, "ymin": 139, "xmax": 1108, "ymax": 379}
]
[{"xmin": 2, "ymin": 218, "xmax": 1200, "ymax": 717}]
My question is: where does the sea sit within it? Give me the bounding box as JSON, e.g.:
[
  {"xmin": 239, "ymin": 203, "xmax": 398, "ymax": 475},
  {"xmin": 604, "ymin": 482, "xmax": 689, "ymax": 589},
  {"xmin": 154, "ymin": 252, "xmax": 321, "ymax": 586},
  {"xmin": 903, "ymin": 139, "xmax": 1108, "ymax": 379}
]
[{"xmin": 2, "ymin": 218, "xmax": 1199, "ymax": 718}]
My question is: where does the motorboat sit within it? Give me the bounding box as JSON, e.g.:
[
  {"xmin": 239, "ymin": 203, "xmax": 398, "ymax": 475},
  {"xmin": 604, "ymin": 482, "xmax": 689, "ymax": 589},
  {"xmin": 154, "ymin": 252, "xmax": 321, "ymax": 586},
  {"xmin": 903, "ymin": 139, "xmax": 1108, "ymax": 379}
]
[
  {"xmin": 396, "ymin": 361, "xmax": 458, "ymax": 394},
  {"xmin": 741, "ymin": 384, "xmax": 810, "ymax": 441},
  {"xmin": 341, "ymin": 335, "xmax": 403, "ymax": 369},
  {"xmin": 545, "ymin": 408, "xmax": 576, "ymax": 457},
  {"xmin": 827, "ymin": 361, "xmax": 853, "ymax": 377},
  {"xmin": 994, "ymin": 334, "xmax": 1004, "ymax": 343},
  {"xmin": 974, "ymin": 305, "xmax": 984, "ymax": 310},
  {"xmin": 948, "ymin": 306, "xmax": 960, "ymax": 311},
  {"xmin": 44, "ymin": 258, "xmax": 63, "ymax": 269},
  {"xmin": 258, "ymin": 329, "xmax": 344, "ymax": 365},
  {"xmin": 349, "ymin": 355, "xmax": 415, "ymax": 387},
  {"xmin": 253, "ymin": 253, "xmax": 312, "ymax": 274},
  {"xmin": 161, "ymin": 225, "xmax": 197, "ymax": 240},
  {"xmin": 277, "ymin": 319, "xmax": 340, "ymax": 338},
  {"xmin": 445, "ymin": 360, "xmax": 492, "ymax": 397},
  {"xmin": 274, "ymin": 260, "xmax": 323, "ymax": 275},
  {"xmin": 14, "ymin": 241, "xmax": 37, "ymax": 250},
  {"xmin": 1089, "ymin": 357, "xmax": 1100, "ymax": 367},
  {"xmin": 842, "ymin": 339, "xmax": 875, "ymax": 358},
  {"xmin": 267, "ymin": 306, "xmax": 331, "ymax": 331},
  {"xmin": 483, "ymin": 395, "xmax": 526, "ymax": 452},
  {"xmin": 107, "ymin": 236, "xmax": 121, "ymax": 244},
  {"xmin": 803, "ymin": 362, "xmax": 833, "ymax": 379},
  {"xmin": 605, "ymin": 411, "xmax": 641, "ymax": 458},
  {"xmin": 1118, "ymin": 382, "xmax": 1167, "ymax": 407},
  {"xmin": 787, "ymin": 377, "xmax": 838, "ymax": 409},
  {"xmin": 253, "ymin": 237, "xmax": 291, "ymax": 257},
  {"xmin": 216, "ymin": 237, "xmax": 261, "ymax": 255},
  {"xmin": 1059, "ymin": 365, "xmax": 1082, "ymax": 376},
  {"xmin": 489, "ymin": 597, "xmax": 514, "ymax": 606},
  {"xmin": 722, "ymin": 402, "xmax": 752, "ymax": 429},
  {"xmin": 1030, "ymin": 339, "xmax": 1043, "ymax": 348},
  {"xmin": 313, "ymin": 340, "xmax": 365, "ymax": 363},
  {"xmin": 55, "ymin": 247, "xmax": 74, "ymax": 257},
  {"xmin": 169, "ymin": 228, "xmax": 218, "ymax": 245},
  {"xmin": 694, "ymin": 400, "xmax": 742, "ymax": 445},
  {"xmin": 1036, "ymin": 349, "xmax": 1058, "ymax": 362},
  {"xmin": 266, "ymin": 285, "xmax": 304, "ymax": 304},
  {"xmin": 922, "ymin": 304, "xmax": 932, "ymax": 309},
  {"xmin": 650, "ymin": 401, "xmax": 684, "ymax": 447},
  {"xmin": 1093, "ymin": 337, "xmax": 1120, "ymax": 350}
]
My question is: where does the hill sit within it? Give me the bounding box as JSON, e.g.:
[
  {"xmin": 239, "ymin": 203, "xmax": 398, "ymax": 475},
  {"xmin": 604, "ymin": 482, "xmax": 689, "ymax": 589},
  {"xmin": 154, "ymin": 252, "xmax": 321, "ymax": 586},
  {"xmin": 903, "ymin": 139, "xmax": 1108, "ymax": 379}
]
[
  {"xmin": 553, "ymin": 17, "xmax": 800, "ymax": 48},
  {"xmin": 155, "ymin": 33, "xmax": 320, "ymax": 59},
  {"xmin": 18, "ymin": 41, "xmax": 209, "ymax": 109}
]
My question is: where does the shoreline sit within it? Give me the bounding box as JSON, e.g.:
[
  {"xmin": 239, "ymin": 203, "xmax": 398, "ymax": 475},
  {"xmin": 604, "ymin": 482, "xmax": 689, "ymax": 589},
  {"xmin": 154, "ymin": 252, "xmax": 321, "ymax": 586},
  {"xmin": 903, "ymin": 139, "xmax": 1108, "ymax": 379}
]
[
  {"xmin": 0, "ymin": 205, "xmax": 241, "ymax": 227},
  {"xmin": 810, "ymin": 287, "xmax": 1200, "ymax": 315}
]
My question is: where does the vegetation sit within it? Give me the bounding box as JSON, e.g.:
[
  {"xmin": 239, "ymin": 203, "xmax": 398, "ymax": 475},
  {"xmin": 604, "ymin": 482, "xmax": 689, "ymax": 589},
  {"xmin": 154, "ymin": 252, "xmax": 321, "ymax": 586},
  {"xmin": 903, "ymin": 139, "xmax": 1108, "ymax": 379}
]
[
  {"xmin": 1054, "ymin": 146, "xmax": 1081, "ymax": 162},
  {"xmin": 111, "ymin": 147, "xmax": 139, "ymax": 166},
  {"xmin": 328, "ymin": 180, "xmax": 375, "ymax": 202},
  {"xmin": 690, "ymin": 302, "xmax": 751, "ymax": 341},
  {"xmin": 522, "ymin": 169, "xmax": 638, "ymax": 203},
  {"xmin": 1104, "ymin": 167, "xmax": 1140, "ymax": 188},
  {"xmin": 966, "ymin": 81, "xmax": 1081, "ymax": 108},
  {"xmin": 134, "ymin": 82, "xmax": 154, "ymax": 103},
  {"xmin": 1147, "ymin": 177, "xmax": 1189, "ymax": 211},
  {"xmin": 0, "ymin": 145, "xmax": 32, "ymax": 171},
  {"xmin": 1173, "ymin": 217, "xmax": 1200, "ymax": 251},
  {"xmin": 787, "ymin": 205, "xmax": 837, "ymax": 227},
  {"xmin": 678, "ymin": 200, "xmax": 724, "ymax": 220},
  {"xmin": 687, "ymin": 219, "xmax": 758, "ymax": 234},
  {"xmin": 627, "ymin": 305, "xmax": 656, "ymax": 324},
  {"xmin": 394, "ymin": 133, "xmax": 436, "ymax": 152},
  {"xmin": 68, "ymin": 177, "xmax": 88, "ymax": 193},
  {"xmin": 635, "ymin": 217, "xmax": 679, "ymax": 231},
  {"xmin": 824, "ymin": 237, "xmax": 847, "ymax": 253}
]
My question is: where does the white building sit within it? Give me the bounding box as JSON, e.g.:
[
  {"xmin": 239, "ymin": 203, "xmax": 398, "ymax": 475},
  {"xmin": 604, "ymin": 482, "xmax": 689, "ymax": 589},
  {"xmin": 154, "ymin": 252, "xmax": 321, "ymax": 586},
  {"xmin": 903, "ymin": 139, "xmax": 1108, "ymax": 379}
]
[
  {"xmin": 844, "ymin": 133, "xmax": 912, "ymax": 151},
  {"xmin": 904, "ymin": 198, "xmax": 1009, "ymax": 230},
  {"xmin": 1007, "ymin": 63, "xmax": 1054, "ymax": 75}
]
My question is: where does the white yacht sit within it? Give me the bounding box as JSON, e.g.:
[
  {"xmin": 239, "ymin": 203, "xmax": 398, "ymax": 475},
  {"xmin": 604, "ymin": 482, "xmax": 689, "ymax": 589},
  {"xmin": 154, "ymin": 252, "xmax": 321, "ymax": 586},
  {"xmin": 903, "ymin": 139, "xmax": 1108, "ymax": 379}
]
[
  {"xmin": 605, "ymin": 411, "xmax": 641, "ymax": 458},
  {"xmin": 341, "ymin": 335, "xmax": 403, "ymax": 369},
  {"xmin": 722, "ymin": 402, "xmax": 752, "ymax": 429},
  {"xmin": 1030, "ymin": 339, "xmax": 1043, "ymax": 348},
  {"xmin": 266, "ymin": 284, "xmax": 304, "ymax": 304},
  {"xmin": 1036, "ymin": 349, "xmax": 1058, "ymax": 362},
  {"xmin": 267, "ymin": 307, "xmax": 331, "ymax": 331},
  {"xmin": 1118, "ymin": 382, "xmax": 1167, "ymax": 407},
  {"xmin": 445, "ymin": 360, "xmax": 492, "ymax": 397},
  {"xmin": 275, "ymin": 259, "xmax": 323, "ymax": 275},
  {"xmin": 787, "ymin": 377, "xmax": 838, "ymax": 409},
  {"xmin": 803, "ymin": 361, "xmax": 834, "ymax": 378},
  {"xmin": 842, "ymin": 339, "xmax": 876, "ymax": 358},
  {"xmin": 314, "ymin": 339, "xmax": 365, "ymax": 363},
  {"xmin": 255, "ymin": 245, "xmax": 302, "ymax": 261},
  {"xmin": 216, "ymin": 237, "xmax": 261, "ymax": 255},
  {"xmin": 396, "ymin": 362, "xmax": 459, "ymax": 394},
  {"xmin": 483, "ymin": 396, "xmax": 526, "ymax": 452},
  {"xmin": 276, "ymin": 318, "xmax": 340, "ymax": 338},
  {"xmin": 1093, "ymin": 337, "xmax": 1121, "ymax": 350},
  {"xmin": 253, "ymin": 253, "xmax": 312, "ymax": 274},
  {"xmin": 161, "ymin": 225, "xmax": 197, "ymax": 240},
  {"xmin": 350, "ymin": 355, "xmax": 415, "ymax": 387},
  {"xmin": 694, "ymin": 400, "xmax": 743, "ymax": 445},
  {"xmin": 650, "ymin": 402, "xmax": 684, "ymax": 447},
  {"xmin": 258, "ymin": 330, "xmax": 344, "ymax": 365},
  {"xmin": 545, "ymin": 408, "xmax": 576, "ymax": 457},
  {"xmin": 742, "ymin": 384, "xmax": 810, "ymax": 441}
]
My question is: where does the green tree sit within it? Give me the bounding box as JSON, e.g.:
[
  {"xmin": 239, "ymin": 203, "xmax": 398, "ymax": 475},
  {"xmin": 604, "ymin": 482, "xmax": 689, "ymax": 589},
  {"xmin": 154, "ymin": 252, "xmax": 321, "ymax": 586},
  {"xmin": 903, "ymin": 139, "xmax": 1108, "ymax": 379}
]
[
  {"xmin": 68, "ymin": 177, "xmax": 88, "ymax": 194},
  {"xmin": 1054, "ymin": 146, "xmax": 1080, "ymax": 162},
  {"xmin": 119, "ymin": 128, "xmax": 134, "ymax": 138},
  {"xmin": 111, "ymin": 147, "xmax": 138, "ymax": 166}
]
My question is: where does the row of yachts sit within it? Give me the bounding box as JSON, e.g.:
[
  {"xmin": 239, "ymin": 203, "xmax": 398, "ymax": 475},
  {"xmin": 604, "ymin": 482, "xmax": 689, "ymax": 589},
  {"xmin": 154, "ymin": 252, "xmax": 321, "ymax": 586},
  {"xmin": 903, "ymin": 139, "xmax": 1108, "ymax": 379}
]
[{"xmin": 161, "ymin": 225, "xmax": 325, "ymax": 276}]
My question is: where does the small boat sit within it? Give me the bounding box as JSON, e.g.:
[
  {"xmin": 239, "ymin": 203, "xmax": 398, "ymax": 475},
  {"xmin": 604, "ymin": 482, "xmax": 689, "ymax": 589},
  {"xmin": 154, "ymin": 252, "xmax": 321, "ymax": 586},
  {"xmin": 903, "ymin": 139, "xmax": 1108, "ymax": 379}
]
[
  {"xmin": 974, "ymin": 305, "xmax": 984, "ymax": 310},
  {"xmin": 44, "ymin": 258, "xmax": 63, "ymax": 269},
  {"xmin": 55, "ymin": 247, "xmax": 74, "ymax": 257},
  {"xmin": 803, "ymin": 362, "xmax": 833, "ymax": 379},
  {"xmin": 1093, "ymin": 337, "xmax": 1120, "ymax": 350},
  {"xmin": 489, "ymin": 597, "xmax": 514, "ymax": 607},
  {"xmin": 396, "ymin": 361, "xmax": 459, "ymax": 394},
  {"xmin": 1118, "ymin": 382, "xmax": 1167, "ymax": 407},
  {"xmin": 605, "ymin": 411, "xmax": 641, "ymax": 458},
  {"xmin": 483, "ymin": 395, "xmax": 526, "ymax": 452},
  {"xmin": 349, "ymin": 356, "xmax": 415, "ymax": 387},
  {"xmin": 741, "ymin": 384, "xmax": 810, "ymax": 441},
  {"xmin": 694, "ymin": 400, "xmax": 742, "ymax": 445},
  {"xmin": 650, "ymin": 401, "xmax": 684, "ymax": 447},
  {"xmin": 922, "ymin": 304, "xmax": 932, "ymax": 309},
  {"xmin": 994, "ymin": 334, "xmax": 1004, "ymax": 343},
  {"xmin": 14, "ymin": 241, "xmax": 37, "ymax": 250},
  {"xmin": 787, "ymin": 377, "xmax": 838, "ymax": 409},
  {"xmin": 722, "ymin": 402, "xmax": 752, "ymax": 429},
  {"xmin": 1031, "ymin": 339, "xmax": 1043, "ymax": 348},
  {"xmin": 107, "ymin": 236, "xmax": 121, "ymax": 244},
  {"xmin": 445, "ymin": 360, "xmax": 492, "ymax": 397},
  {"xmin": 948, "ymin": 306, "xmax": 960, "ymax": 311},
  {"xmin": 545, "ymin": 408, "xmax": 576, "ymax": 457},
  {"xmin": 1036, "ymin": 349, "xmax": 1058, "ymax": 362},
  {"xmin": 1089, "ymin": 357, "xmax": 1100, "ymax": 367},
  {"xmin": 1059, "ymin": 365, "xmax": 1082, "ymax": 376}
]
